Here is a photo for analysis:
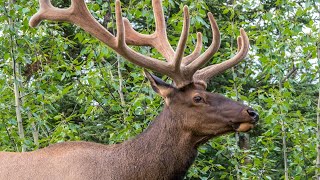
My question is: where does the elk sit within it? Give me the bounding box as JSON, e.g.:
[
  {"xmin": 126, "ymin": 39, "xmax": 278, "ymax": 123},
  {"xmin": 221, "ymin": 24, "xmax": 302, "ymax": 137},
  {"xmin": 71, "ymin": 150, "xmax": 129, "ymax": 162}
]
[{"xmin": 0, "ymin": 0, "xmax": 259, "ymax": 179}]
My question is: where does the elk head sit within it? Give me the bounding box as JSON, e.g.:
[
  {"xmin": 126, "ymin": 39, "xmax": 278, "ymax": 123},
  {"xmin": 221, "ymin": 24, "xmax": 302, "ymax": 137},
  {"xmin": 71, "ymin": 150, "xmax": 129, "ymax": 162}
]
[{"xmin": 29, "ymin": 0, "xmax": 258, "ymax": 137}]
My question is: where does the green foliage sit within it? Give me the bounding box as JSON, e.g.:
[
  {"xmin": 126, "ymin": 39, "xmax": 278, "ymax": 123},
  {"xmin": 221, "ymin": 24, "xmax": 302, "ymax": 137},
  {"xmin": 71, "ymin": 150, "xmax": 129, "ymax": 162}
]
[{"xmin": 0, "ymin": 0, "xmax": 319, "ymax": 179}]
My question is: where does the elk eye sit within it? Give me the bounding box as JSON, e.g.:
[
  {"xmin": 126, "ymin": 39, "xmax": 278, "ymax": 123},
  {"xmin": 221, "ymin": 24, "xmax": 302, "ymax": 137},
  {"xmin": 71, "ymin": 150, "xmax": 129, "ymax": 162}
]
[{"xmin": 193, "ymin": 96, "xmax": 204, "ymax": 103}]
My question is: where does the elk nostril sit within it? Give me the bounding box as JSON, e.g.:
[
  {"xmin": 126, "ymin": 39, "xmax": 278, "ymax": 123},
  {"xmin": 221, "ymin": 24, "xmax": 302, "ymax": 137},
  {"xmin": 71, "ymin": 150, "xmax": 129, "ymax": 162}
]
[{"xmin": 247, "ymin": 109, "xmax": 259, "ymax": 122}]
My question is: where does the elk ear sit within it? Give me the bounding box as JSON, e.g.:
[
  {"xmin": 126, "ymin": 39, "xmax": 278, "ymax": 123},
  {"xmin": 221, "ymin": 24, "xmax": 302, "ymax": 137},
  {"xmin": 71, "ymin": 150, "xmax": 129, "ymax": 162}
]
[{"xmin": 144, "ymin": 70, "xmax": 174, "ymax": 98}]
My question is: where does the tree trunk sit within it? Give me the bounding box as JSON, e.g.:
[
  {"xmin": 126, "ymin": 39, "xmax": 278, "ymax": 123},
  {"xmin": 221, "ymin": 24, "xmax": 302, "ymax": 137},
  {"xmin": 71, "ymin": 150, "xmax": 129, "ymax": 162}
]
[
  {"xmin": 105, "ymin": 3, "xmax": 127, "ymax": 120},
  {"xmin": 7, "ymin": 0, "xmax": 26, "ymax": 152},
  {"xmin": 231, "ymin": 66, "xmax": 251, "ymax": 180},
  {"xmin": 13, "ymin": 74, "xmax": 26, "ymax": 152},
  {"xmin": 279, "ymin": 79, "xmax": 289, "ymax": 180},
  {"xmin": 316, "ymin": 89, "xmax": 320, "ymax": 180},
  {"xmin": 30, "ymin": 119, "xmax": 39, "ymax": 146},
  {"xmin": 20, "ymin": 80, "xmax": 39, "ymax": 146},
  {"xmin": 21, "ymin": 95, "xmax": 39, "ymax": 146},
  {"xmin": 316, "ymin": 42, "xmax": 320, "ymax": 180},
  {"xmin": 117, "ymin": 55, "xmax": 126, "ymax": 119},
  {"xmin": 280, "ymin": 114, "xmax": 288, "ymax": 180}
]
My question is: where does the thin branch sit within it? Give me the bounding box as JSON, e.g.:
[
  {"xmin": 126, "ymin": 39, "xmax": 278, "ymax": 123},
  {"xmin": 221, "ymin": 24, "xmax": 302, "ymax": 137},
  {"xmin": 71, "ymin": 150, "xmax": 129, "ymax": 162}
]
[{"xmin": 281, "ymin": 66, "xmax": 297, "ymax": 84}]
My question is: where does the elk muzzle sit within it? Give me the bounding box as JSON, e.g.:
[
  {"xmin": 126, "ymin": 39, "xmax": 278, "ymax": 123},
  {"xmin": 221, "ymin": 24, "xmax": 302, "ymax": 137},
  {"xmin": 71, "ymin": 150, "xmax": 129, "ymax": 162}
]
[{"xmin": 233, "ymin": 108, "xmax": 259, "ymax": 132}]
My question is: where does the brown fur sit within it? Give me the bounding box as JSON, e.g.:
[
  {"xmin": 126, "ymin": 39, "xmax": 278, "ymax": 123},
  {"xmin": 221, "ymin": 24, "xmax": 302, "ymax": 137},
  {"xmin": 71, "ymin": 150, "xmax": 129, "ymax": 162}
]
[{"xmin": 0, "ymin": 83, "xmax": 257, "ymax": 180}]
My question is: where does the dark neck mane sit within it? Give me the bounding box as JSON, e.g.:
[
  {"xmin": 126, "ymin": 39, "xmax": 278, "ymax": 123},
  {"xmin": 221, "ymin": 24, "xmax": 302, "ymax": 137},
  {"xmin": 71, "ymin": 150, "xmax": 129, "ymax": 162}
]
[{"xmin": 122, "ymin": 105, "xmax": 198, "ymax": 179}]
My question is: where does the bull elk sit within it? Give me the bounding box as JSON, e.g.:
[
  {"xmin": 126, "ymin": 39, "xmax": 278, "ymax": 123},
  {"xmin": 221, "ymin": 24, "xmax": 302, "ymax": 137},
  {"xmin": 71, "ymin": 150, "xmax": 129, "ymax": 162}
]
[{"xmin": 0, "ymin": 0, "xmax": 259, "ymax": 179}]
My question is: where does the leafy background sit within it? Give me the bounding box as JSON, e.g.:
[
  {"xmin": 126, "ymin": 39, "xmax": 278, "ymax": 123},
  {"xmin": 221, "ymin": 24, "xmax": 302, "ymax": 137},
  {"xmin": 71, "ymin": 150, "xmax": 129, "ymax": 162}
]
[{"xmin": 0, "ymin": 0, "xmax": 319, "ymax": 179}]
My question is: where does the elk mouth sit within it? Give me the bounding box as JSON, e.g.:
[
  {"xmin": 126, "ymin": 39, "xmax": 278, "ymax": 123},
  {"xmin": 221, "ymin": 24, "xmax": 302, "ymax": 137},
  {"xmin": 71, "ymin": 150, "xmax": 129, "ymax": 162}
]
[{"xmin": 232, "ymin": 122, "xmax": 254, "ymax": 132}]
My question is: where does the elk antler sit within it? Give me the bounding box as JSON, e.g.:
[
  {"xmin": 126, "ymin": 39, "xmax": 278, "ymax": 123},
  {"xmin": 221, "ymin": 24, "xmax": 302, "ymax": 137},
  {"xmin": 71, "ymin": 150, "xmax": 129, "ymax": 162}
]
[
  {"xmin": 193, "ymin": 29, "xmax": 250, "ymax": 83},
  {"xmin": 30, "ymin": 0, "xmax": 249, "ymax": 88}
]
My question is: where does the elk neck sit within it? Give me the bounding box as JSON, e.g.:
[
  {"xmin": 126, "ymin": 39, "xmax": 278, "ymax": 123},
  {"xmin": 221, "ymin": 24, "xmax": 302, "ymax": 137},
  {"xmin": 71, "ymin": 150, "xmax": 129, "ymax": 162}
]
[{"xmin": 121, "ymin": 105, "xmax": 200, "ymax": 178}]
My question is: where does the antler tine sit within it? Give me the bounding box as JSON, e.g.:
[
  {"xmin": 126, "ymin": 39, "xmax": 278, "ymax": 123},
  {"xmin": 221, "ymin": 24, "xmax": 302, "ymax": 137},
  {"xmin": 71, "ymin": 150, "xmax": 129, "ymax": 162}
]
[
  {"xmin": 152, "ymin": 0, "xmax": 168, "ymax": 39},
  {"xmin": 115, "ymin": 0, "xmax": 125, "ymax": 47},
  {"xmin": 193, "ymin": 28, "xmax": 249, "ymax": 82},
  {"xmin": 182, "ymin": 32, "xmax": 203, "ymax": 65},
  {"xmin": 30, "ymin": 0, "xmax": 118, "ymax": 48},
  {"xmin": 29, "ymin": 0, "xmax": 63, "ymax": 27},
  {"xmin": 237, "ymin": 36, "xmax": 242, "ymax": 52},
  {"xmin": 172, "ymin": 6, "xmax": 190, "ymax": 72},
  {"xmin": 123, "ymin": 19, "xmax": 152, "ymax": 46},
  {"xmin": 186, "ymin": 13, "xmax": 221, "ymax": 75},
  {"xmin": 106, "ymin": 0, "xmax": 174, "ymax": 75},
  {"xmin": 123, "ymin": 0, "xmax": 175, "ymax": 62},
  {"xmin": 113, "ymin": 0, "xmax": 175, "ymax": 75}
]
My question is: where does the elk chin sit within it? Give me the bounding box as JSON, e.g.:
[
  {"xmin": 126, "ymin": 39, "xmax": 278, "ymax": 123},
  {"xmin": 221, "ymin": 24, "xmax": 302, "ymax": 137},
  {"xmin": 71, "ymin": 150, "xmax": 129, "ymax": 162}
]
[{"xmin": 232, "ymin": 122, "xmax": 254, "ymax": 132}]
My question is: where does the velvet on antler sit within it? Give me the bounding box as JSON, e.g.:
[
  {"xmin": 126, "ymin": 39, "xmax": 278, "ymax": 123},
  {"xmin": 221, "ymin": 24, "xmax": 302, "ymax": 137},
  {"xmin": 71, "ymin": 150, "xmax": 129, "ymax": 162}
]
[{"xmin": 29, "ymin": 0, "xmax": 249, "ymax": 88}]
